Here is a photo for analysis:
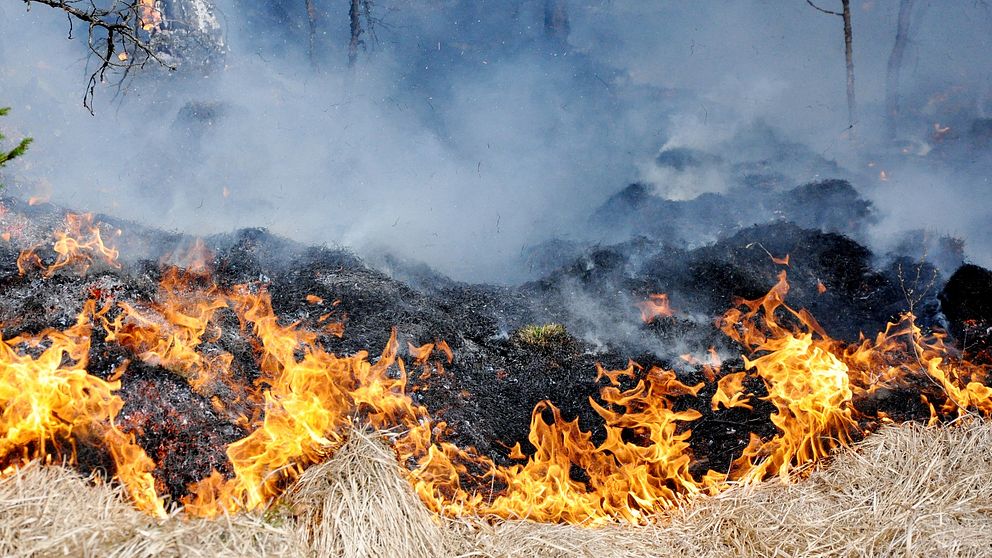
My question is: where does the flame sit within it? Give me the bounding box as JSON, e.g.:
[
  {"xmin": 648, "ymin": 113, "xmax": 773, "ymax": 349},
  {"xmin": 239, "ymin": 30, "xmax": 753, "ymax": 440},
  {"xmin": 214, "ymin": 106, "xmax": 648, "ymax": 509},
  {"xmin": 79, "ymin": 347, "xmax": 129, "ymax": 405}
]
[
  {"xmin": 138, "ymin": 0, "xmax": 164, "ymax": 32},
  {"xmin": 711, "ymin": 371, "xmax": 752, "ymax": 411},
  {"xmin": 0, "ymin": 300, "xmax": 163, "ymax": 516},
  {"xmin": 104, "ymin": 268, "xmax": 235, "ymax": 397},
  {"xmin": 17, "ymin": 213, "xmax": 120, "ymax": 277},
  {"xmin": 159, "ymin": 238, "xmax": 212, "ymax": 275},
  {"xmin": 637, "ymin": 293, "xmax": 674, "ymax": 323},
  {"xmin": 2, "ymin": 227, "xmax": 992, "ymax": 524}
]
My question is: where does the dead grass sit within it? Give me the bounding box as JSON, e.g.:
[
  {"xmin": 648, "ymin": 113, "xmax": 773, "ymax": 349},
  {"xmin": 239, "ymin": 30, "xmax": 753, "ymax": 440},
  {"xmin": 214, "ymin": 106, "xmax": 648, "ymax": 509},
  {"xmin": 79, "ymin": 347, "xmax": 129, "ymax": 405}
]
[
  {"xmin": 2, "ymin": 422, "xmax": 991, "ymax": 557},
  {"xmin": 0, "ymin": 461, "xmax": 296, "ymax": 558},
  {"xmin": 287, "ymin": 430, "xmax": 456, "ymax": 558}
]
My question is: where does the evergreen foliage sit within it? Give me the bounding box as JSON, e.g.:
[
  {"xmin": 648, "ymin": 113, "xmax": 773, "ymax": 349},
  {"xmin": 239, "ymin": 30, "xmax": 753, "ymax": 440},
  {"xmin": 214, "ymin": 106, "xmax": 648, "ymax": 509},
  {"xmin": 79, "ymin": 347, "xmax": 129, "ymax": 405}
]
[{"xmin": 0, "ymin": 107, "xmax": 32, "ymax": 169}]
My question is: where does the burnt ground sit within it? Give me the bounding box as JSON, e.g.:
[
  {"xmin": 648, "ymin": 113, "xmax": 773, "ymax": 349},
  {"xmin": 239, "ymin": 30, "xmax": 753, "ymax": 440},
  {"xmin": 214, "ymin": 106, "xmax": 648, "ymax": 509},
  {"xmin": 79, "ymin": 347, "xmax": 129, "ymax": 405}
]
[{"xmin": 0, "ymin": 181, "xmax": 988, "ymax": 504}]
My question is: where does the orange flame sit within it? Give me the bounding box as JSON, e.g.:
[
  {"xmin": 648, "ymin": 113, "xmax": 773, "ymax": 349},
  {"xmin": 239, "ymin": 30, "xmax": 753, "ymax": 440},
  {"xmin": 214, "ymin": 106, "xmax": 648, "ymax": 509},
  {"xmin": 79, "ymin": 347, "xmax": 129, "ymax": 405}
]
[
  {"xmin": 711, "ymin": 371, "xmax": 752, "ymax": 411},
  {"xmin": 0, "ymin": 300, "xmax": 163, "ymax": 516},
  {"xmin": 17, "ymin": 213, "xmax": 121, "ymax": 277},
  {"xmin": 138, "ymin": 0, "xmax": 163, "ymax": 32},
  {"xmin": 159, "ymin": 238, "xmax": 212, "ymax": 275},
  {"xmin": 2, "ymin": 234, "xmax": 992, "ymax": 524},
  {"xmin": 636, "ymin": 293, "xmax": 674, "ymax": 323}
]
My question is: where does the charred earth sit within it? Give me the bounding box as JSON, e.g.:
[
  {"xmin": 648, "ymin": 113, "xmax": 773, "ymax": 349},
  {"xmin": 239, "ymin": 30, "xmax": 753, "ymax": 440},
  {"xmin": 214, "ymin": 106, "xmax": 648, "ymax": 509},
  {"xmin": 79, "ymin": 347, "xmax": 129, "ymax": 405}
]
[{"xmin": 0, "ymin": 175, "xmax": 989, "ymax": 521}]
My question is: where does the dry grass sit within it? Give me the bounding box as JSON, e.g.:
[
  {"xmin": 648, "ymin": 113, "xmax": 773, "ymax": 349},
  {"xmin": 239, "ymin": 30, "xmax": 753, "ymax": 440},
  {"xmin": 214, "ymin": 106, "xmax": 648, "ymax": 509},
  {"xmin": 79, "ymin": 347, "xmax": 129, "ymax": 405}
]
[
  {"xmin": 2, "ymin": 422, "xmax": 991, "ymax": 557},
  {"xmin": 0, "ymin": 462, "xmax": 295, "ymax": 557},
  {"xmin": 287, "ymin": 430, "xmax": 456, "ymax": 558}
]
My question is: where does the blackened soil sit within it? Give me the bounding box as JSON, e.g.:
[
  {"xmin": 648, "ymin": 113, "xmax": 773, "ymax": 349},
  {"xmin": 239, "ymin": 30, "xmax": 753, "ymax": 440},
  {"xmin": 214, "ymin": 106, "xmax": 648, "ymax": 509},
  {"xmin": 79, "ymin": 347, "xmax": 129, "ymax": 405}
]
[
  {"xmin": 940, "ymin": 264, "xmax": 992, "ymax": 363},
  {"xmin": 116, "ymin": 362, "xmax": 246, "ymax": 500},
  {"xmin": 0, "ymin": 196, "xmax": 986, "ymax": 502}
]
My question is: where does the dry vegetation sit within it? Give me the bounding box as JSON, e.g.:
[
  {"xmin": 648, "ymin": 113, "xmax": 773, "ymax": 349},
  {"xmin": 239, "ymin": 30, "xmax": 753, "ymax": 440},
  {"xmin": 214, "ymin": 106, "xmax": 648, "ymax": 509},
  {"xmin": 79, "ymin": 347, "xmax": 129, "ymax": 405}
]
[{"xmin": 2, "ymin": 422, "xmax": 991, "ymax": 558}]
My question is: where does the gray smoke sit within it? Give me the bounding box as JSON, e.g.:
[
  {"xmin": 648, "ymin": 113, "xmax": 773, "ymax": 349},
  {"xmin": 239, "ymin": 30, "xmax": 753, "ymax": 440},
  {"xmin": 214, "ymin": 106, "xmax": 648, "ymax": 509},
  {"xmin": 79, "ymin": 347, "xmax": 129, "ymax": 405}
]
[{"xmin": 0, "ymin": 1, "xmax": 990, "ymax": 283}]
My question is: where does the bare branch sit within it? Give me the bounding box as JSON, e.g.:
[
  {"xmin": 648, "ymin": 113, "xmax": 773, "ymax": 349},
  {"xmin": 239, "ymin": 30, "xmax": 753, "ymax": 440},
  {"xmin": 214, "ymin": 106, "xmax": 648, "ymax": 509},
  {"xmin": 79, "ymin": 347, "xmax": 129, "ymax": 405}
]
[
  {"xmin": 21, "ymin": 0, "xmax": 174, "ymax": 113},
  {"xmin": 805, "ymin": 0, "xmax": 842, "ymax": 16},
  {"xmin": 348, "ymin": 0, "xmax": 379, "ymax": 67}
]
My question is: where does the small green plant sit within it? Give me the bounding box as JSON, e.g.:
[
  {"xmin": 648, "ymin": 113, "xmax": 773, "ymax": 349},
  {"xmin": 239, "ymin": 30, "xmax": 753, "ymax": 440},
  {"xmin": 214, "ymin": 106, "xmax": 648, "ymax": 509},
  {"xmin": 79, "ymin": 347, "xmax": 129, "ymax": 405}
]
[
  {"xmin": 261, "ymin": 500, "xmax": 293, "ymax": 527},
  {"xmin": 0, "ymin": 107, "xmax": 32, "ymax": 188},
  {"xmin": 515, "ymin": 323, "xmax": 569, "ymax": 347}
]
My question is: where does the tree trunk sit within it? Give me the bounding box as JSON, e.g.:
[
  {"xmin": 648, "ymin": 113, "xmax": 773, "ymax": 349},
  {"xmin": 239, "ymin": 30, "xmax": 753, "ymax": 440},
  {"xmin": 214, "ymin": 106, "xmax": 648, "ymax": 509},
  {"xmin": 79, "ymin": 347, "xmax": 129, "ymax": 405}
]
[
  {"xmin": 348, "ymin": 0, "xmax": 362, "ymax": 67},
  {"xmin": 544, "ymin": 0, "xmax": 569, "ymax": 42},
  {"xmin": 885, "ymin": 0, "xmax": 915, "ymax": 141},
  {"xmin": 842, "ymin": 0, "xmax": 856, "ymax": 130},
  {"xmin": 305, "ymin": 0, "xmax": 318, "ymax": 68}
]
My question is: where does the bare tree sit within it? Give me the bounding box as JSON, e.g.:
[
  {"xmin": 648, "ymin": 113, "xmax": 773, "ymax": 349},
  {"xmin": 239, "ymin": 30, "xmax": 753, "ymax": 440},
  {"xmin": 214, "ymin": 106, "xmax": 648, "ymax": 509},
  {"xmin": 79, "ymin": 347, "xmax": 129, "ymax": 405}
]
[
  {"xmin": 885, "ymin": 0, "xmax": 916, "ymax": 142},
  {"xmin": 807, "ymin": 0, "xmax": 856, "ymax": 130},
  {"xmin": 20, "ymin": 0, "xmax": 172, "ymax": 113},
  {"xmin": 348, "ymin": 0, "xmax": 378, "ymax": 67}
]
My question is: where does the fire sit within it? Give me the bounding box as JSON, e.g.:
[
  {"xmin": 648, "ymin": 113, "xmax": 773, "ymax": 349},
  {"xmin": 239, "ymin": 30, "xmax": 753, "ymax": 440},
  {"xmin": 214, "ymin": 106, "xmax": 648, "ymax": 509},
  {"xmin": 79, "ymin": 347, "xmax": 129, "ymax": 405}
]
[
  {"xmin": 138, "ymin": 0, "xmax": 164, "ymax": 32},
  {"xmin": 0, "ymin": 299, "xmax": 163, "ymax": 516},
  {"xmin": 104, "ymin": 269, "xmax": 235, "ymax": 397},
  {"xmin": 711, "ymin": 371, "xmax": 751, "ymax": 411},
  {"xmin": 771, "ymin": 253, "xmax": 790, "ymax": 266},
  {"xmin": 17, "ymin": 213, "xmax": 121, "ymax": 277},
  {"xmin": 2, "ymin": 222, "xmax": 992, "ymax": 525},
  {"xmin": 158, "ymin": 238, "xmax": 213, "ymax": 275},
  {"xmin": 637, "ymin": 293, "xmax": 674, "ymax": 323}
]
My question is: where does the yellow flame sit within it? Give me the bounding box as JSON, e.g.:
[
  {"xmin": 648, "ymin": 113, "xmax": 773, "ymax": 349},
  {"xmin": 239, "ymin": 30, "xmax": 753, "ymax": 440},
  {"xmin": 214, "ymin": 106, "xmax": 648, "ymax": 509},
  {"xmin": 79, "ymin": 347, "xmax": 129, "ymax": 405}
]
[
  {"xmin": 17, "ymin": 213, "xmax": 120, "ymax": 277},
  {"xmin": 2, "ymin": 228, "xmax": 992, "ymax": 524}
]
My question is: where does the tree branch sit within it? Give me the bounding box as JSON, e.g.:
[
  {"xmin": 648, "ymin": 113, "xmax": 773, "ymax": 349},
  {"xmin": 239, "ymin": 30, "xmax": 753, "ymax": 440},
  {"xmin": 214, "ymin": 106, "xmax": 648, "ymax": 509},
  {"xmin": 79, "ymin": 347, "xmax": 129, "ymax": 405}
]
[
  {"xmin": 805, "ymin": 0, "xmax": 842, "ymax": 16},
  {"xmin": 21, "ymin": 0, "xmax": 174, "ymax": 113}
]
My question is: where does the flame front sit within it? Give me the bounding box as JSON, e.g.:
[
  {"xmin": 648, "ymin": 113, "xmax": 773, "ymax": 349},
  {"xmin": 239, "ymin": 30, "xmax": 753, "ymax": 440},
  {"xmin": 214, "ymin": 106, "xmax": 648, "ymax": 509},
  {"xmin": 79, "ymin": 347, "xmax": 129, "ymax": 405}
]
[
  {"xmin": 3, "ymin": 217, "xmax": 992, "ymax": 524},
  {"xmin": 0, "ymin": 298, "xmax": 163, "ymax": 517}
]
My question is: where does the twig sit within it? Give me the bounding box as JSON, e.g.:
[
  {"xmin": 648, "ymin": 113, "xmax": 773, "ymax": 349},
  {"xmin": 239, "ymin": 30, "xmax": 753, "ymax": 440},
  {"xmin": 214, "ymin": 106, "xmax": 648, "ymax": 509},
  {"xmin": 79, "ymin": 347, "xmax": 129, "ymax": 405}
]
[
  {"xmin": 805, "ymin": 0, "xmax": 842, "ymax": 16},
  {"xmin": 22, "ymin": 0, "xmax": 174, "ymax": 113}
]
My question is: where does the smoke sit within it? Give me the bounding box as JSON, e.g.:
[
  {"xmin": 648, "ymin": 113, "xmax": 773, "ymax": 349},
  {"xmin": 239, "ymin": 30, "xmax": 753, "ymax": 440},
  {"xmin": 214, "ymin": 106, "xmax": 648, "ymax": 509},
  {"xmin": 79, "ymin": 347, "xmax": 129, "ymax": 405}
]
[{"xmin": 0, "ymin": 1, "xmax": 990, "ymax": 283}]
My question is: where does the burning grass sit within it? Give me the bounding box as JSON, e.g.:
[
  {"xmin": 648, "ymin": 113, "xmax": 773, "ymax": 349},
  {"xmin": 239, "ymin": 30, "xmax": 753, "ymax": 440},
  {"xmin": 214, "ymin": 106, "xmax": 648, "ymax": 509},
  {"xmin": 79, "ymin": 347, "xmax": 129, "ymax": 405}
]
[
  {"xmin": 1, "ymin": 422, "xmax": 990, "ymax": 557},
  {"xmin": 3, "ymin": 206, "xmax": 992, "ymax": 546}
]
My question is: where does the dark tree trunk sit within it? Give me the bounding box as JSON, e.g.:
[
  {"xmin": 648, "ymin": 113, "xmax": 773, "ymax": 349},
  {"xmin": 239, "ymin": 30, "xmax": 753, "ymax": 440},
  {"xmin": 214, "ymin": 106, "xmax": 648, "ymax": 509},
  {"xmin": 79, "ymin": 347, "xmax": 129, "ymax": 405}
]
[
  {"xmin": 348, "ymin": 0, "xmax": 362, "ymax": 67},
  {"xmin": 842, "ymin": 0, "xmax": 856, "ymax": 130},
  {"xmin": 806, "ymin": 0, "xmax": 857, "ymax": 132},
  {"xmin": 885, "ymin": 0, "xmax": 915, "ymax": 141},
  {"xmin": 305, "ymin": 0, "xmax": 318, "ymax": 68}
]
